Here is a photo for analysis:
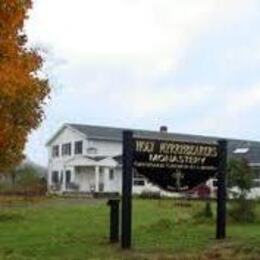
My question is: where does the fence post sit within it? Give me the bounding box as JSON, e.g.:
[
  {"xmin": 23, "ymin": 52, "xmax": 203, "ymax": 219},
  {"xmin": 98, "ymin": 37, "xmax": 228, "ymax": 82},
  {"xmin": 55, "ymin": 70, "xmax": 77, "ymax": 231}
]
[{"xmin": 107, "ymin": 199, "xmax": 120, "ymax": 243}]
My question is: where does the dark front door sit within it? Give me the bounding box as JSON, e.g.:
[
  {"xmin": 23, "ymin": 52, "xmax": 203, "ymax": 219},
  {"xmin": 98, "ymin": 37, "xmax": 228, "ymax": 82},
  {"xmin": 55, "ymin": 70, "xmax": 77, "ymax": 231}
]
[{"xmin": 65, "ymin": 170, "xmax": 71, "ymax": 189}]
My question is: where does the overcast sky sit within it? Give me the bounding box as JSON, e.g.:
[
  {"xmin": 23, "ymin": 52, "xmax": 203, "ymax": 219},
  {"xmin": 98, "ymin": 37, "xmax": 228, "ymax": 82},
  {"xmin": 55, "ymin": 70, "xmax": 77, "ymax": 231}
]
[{"xmin": 25, "ymin": 0, "xmax": 260, "ymax": 166}]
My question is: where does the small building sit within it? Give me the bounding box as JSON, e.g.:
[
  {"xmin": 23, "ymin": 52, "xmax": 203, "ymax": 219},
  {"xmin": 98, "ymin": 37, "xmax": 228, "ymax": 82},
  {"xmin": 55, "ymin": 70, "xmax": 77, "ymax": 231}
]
[{"xmin": 46, "ymin": 124, "xmax": 260, "ymax": 196}]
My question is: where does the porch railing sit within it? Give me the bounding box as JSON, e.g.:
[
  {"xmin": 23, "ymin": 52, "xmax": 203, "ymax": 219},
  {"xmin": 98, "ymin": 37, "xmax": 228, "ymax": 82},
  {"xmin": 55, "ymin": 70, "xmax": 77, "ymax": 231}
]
[{"xmin": 66, "ymin": 182, "xmax": 79, "ymax": 191}]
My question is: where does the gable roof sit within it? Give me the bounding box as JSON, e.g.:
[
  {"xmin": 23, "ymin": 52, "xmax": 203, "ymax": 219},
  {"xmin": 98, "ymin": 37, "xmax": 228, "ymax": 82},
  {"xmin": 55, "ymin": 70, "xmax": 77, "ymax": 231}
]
[
  {"xmin": 68, "ymin": 124, "xmax": 124, "ymax": 141},
  {"xmin": 46, "ymin": 124, "xmax": 87, "ymax": 146},
  {"xmin": 68, "ymin": 123, "xmax": 258, "ymax": 143}
]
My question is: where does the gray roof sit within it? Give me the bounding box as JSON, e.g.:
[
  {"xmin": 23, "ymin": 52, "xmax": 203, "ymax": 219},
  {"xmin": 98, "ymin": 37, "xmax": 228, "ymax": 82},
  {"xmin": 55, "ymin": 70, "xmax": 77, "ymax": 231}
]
[
  {"xmin": 113, "ymin": 155, "xmax": 122, "ymax": 165},
  {"xmin": 69, "ymin": 124, "xmax": 124, "ymax": 141},
  {"xmin": 68, "ymin": 123, "xmax": 260, "ymax": 164}
]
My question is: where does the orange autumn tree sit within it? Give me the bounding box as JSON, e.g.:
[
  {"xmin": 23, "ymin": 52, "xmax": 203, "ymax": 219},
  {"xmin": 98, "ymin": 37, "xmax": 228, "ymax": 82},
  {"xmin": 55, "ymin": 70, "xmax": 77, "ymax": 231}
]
[{"xmin": 0, "ymin": 0, "xmax": 50, "ymax": 172}]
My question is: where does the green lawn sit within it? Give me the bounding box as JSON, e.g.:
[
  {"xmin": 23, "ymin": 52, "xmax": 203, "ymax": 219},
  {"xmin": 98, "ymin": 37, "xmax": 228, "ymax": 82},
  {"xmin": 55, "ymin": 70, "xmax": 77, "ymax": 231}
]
[{"xmin": 0, "ymin": 198, "xmax": 260, "ymax": 259}]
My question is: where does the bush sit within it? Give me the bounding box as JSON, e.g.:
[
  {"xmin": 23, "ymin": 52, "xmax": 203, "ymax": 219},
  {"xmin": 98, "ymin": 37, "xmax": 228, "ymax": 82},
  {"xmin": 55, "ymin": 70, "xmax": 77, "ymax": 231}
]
[
  {"xmin": 229, "ymin": 199, "xmax": 256, "ymax": 223},
  {"xmin": 0, "ymin": 165, "xmax": 47, "ymax": 196},
  {"xmin": 227, "ymin": 158, "xmax": 256, "ymax": 223},
  {"xmin": 204, "ymin": 201, "xmax": 213, "ymax": 218},
  {"xmin": 139, "ymin": 190, "xmax": 161, "ymax": 199},
  {"xmin": 228, "ymin": 158, "xmax": 252, "ymax": 198},
  {"xmin": 0, "ymin": 181, "xmax": 12, "ymax": 192},
  {"xmin": 0, "ymin": 212, "xmax": 24, "ymax": 222},
  {"xmin": 193, "ymin": 201, "xmax": 213, "ymax": 222}
]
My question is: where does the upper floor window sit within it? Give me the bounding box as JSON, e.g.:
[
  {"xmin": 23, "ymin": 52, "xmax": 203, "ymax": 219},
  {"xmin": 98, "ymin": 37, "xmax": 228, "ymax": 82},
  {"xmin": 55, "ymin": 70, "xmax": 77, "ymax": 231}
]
[
  {"xmin": 75, "ymin": 141, "xmax": 83, "ymax": 155},
  {"xmin": 62, "ymin": 143, "xmax": 71, "ymax": 156},
  {"xmin": 52, "ymin": 145, "xmax": 59, "ymax": 158},
  {"xmin": 87, "ymin": 147, "xmax": 97, "ymax": 155}
]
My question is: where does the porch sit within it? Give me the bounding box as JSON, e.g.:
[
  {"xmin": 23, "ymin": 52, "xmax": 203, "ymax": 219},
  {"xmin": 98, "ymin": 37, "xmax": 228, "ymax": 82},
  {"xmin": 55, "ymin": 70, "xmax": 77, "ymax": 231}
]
[{"xmin": 61, "ymin": 156, "xmax": 121, "ymax": 194}]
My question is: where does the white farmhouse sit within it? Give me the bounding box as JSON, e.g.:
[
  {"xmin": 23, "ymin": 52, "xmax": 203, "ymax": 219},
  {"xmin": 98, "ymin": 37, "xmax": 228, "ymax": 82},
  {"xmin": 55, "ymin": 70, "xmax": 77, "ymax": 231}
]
[
  {"xmin": 46, "ymin": 124, "xmax": 162, "ymax": 195},
  {"xmin": 46, "ymin": 123, "xmax": 260, "ymax": 196}
]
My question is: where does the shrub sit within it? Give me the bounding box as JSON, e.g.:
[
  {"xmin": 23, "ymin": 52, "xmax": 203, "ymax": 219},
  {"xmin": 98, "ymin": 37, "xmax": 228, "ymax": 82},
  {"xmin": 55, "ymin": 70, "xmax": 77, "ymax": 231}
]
[
  {"xmin": 0, "ymin": 165, "xmax": 47, "ymax": 196},
  {"xmin": 139, "ymin": 190, "xmax": 161, "ymax": 199},
  {"xmin": 228, "ymin": 158, "xmax": 252, "ymax": 197},
  {"xmin": 193, "ymin": 201, "xmax": 213, "ymax": 222},
  {"xmin": 229, "ymin": 199, "xmax": 256, "ymax": 223},
  {"xmin": 227, "ymin": 158, "xmax": 256, "ymax": 222},
  {"xmin": 0, "ymin": 212, "xmax": 24, "ymax": 222}
]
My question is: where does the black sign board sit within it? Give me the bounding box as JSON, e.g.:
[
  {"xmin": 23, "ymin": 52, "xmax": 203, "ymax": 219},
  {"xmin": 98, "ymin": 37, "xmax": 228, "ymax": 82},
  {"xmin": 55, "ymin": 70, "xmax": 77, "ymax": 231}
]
[
  {"xmin": 133, "ymin": 138, "xmax": 219, "ymax": 192},
  {"xmin": 121, "ymin": 131, "xmax": 227, "ymax": 249}
]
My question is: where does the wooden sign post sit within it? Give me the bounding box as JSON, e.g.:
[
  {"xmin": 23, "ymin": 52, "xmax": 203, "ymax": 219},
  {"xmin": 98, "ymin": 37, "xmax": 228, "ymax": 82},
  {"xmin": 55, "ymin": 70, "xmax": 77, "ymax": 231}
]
[
  {"xmin": 216, "ymin": 140, "xmax": 227, "ymax": 239},
  {"xmin": 121, "ymin": 130, "xmax": 227, "ymax": 249},
  {"xmin": 121, "ymin": 131, "xmax": 134, "ymax": 249}
]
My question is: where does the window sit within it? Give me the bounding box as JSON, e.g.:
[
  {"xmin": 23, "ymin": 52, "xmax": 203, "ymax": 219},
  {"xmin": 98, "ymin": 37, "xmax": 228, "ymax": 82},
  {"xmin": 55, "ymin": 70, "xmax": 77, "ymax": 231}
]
[
  {"xmin": 75, "ymin": 141, "xmax": 83, "ymax": 155},
  {"xmin": 52, "ymin": 171, "xmax": 59, "ymax": 184},
  {"xmin": 62, "ymin": 143, "xmax": 71, "ymax": 156},
  {"xmin": 252, "ymin": 179, "xmax": 260, "ymax": 188},
  {"xmin": 87, "ymin": 147, "xmax": 97, "ymax": 155},
  {"xmin": 109, "ymin": 169, "xmax": 114, "ymax": 180},
  {"xmin": 233, "ymin": 148, "xmax": 249, "ymax": 154},
  {"xmin": 252, "ymin": 168, "xmax": 260, "ymax": 179},
  {"xmin": 52, "ymin": 145, "xmax": 59, "ymax": 158},
  {"xmin": 134, "ymin": 179, "xmax": 145, "ymax": 186},
  {"xmin": 133, "ymin": 171, "xmax": 145, "ymax": 178},
  {"xmin": 133, "ymin": 170, "xmax": 145, "ymax": 186}
]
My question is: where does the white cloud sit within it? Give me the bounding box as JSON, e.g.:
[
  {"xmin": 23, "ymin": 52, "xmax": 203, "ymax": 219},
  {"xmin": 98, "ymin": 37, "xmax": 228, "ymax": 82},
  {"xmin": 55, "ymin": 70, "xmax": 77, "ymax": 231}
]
[
  {"xmin": 26, "ymin": 0, "xmax": 255, "ymax": 72},
  {"xmin": 110, "ymin": 85, "xmax": 215, "ymax": 117},
  {"xmin": 221, "ymin": 45, "xmax": 260, "ymax": 73},
  {"xmin": 181, "ymin": 84, "xmax": 260, "ymax": 138},
  {"xmin": 226, "ymin": 85, "xmax": 260, "ymax": 116}
]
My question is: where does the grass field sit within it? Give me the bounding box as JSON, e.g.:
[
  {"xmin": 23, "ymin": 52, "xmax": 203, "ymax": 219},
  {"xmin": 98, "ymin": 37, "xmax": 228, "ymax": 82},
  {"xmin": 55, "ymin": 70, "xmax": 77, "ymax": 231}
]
[{"xmin": 0, "ymin": 197, "xmax": 260, "ymax": 259}]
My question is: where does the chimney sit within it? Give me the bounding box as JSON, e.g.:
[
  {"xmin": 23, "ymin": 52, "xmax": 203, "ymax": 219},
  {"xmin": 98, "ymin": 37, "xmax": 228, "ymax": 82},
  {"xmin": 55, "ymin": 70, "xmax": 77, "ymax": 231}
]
[{"xmin": 160, "ymin": 125, "xmax": 168, "ymax": 133}]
